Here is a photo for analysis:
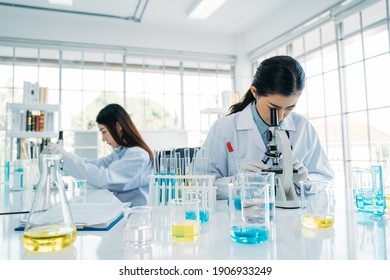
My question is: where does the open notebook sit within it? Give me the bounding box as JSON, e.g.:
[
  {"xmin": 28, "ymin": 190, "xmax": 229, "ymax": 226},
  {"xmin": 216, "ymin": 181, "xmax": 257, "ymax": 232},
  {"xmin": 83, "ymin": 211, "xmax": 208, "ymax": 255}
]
[{"xmin": 15, "ymin": 202, "xmax": 131, "ymax": 231}]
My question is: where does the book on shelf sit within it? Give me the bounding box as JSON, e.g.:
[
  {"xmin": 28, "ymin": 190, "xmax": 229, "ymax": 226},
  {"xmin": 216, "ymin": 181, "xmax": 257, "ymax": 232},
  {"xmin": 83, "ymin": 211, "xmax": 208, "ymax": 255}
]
[
  {"xmin": 23, "ymin": 82, "xmax": 39, "ymax": 103},
  {"xmin": 39, "ymin": 87, "xmax": 48, "ymax": 103},
  {"xmin": 10, "ymin": 108, "xmax": 52, "ymax": 132},
  {"xmin": 15, "ymin": 202, "xmax": 131, "ymax": 231}
]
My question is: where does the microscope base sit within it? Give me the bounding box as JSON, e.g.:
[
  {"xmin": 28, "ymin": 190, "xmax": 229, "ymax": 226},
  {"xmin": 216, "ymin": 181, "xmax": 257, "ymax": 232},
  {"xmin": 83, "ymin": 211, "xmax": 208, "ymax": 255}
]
[{"xmin": 275, "ymin": 200, "xmax": 301, "ymax": 209}]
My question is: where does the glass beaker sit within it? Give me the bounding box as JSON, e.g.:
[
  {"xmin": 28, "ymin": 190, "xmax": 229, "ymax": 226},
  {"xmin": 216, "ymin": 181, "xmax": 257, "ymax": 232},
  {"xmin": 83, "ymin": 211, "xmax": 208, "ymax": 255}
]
[
  {"xmin": 300, "ymin": 180, "xmax": 334, "ymax": 229},
  {"xmin": 23, "ymin": 153, "xmax": 77, "ymax": 253},
  {"xmin": 248, "ymin": 172, "xmax": 275, "ymax": 222},
  {"xmin": 184, "ymin": 188, "xmax": 209, "ymax": 223},
  {"xmin": 170, "ymin": 198, "xmax": 200, "ymax": 242},
  {"xmin": 352, "ymin": 167, "xmax": 374, "ymax": 212},
  {"xmin": 124, "ymin": 206, "xmax": 153, "ymax": 248},
  {"xmin": 229, "ymin": 174, "xmax": 270, "ymax": 244}
]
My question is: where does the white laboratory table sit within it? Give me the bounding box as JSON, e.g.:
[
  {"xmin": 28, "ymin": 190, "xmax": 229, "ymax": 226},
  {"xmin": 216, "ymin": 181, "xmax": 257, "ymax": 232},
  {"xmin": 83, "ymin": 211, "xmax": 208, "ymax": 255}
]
[{"xmin": 1, "ymin": 186, "xmax": 389, "ymax": 260}]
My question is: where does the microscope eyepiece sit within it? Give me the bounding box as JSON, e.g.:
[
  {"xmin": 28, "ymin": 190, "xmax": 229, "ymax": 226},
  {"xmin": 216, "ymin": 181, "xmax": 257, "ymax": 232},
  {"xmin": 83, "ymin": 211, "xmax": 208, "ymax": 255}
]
[{"xmin": 270, "ymin": 108, "xmax": 278, "ymax": 127}]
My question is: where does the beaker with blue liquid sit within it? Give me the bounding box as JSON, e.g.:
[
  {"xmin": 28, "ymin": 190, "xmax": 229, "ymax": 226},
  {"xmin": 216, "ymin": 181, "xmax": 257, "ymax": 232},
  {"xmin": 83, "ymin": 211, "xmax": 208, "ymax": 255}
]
[
  {"xmin": 184, "ymin": 189, "xmax": 209, "ymax": 223},
  {"xmin": 228, "ymin": 175, "xmax": 270, "ymax": 244},
  {"xmin": 352, "ymin": 166, "xmax": 386, "ymax": 217}
]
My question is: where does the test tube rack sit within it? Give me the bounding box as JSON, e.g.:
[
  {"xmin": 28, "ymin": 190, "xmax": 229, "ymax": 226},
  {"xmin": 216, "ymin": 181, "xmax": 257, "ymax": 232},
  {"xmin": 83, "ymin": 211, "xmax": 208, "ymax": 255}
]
[{"xmin": 148, "ymin": 174, "xmax": 217, "ymax": 213}]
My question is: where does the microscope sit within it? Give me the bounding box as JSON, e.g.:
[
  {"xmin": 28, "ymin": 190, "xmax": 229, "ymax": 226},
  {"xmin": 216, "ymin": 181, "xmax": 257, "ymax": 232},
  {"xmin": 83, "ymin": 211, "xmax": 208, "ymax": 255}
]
[{"xmin": 262, "ymin": 108, "xmax": 301, "ymax": 209}]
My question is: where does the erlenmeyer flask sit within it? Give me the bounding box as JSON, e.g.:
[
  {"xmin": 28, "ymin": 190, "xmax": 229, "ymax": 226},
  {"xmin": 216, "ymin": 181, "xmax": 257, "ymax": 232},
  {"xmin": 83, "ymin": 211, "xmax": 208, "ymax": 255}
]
[{"xmin": 23, "ymin": 153, "xmax": 77, "ymax": 252}]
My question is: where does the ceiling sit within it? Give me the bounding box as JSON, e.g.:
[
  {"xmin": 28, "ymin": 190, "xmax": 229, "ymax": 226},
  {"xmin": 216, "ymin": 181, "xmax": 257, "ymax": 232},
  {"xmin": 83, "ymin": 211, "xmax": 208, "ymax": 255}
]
[{"xmin": 0, "ymin": 0, "xmax": 344, "ymax": 37}]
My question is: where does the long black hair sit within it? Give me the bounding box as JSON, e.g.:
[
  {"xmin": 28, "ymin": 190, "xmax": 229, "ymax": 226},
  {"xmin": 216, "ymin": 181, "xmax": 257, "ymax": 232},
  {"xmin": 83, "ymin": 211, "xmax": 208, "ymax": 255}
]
[
  {"xmin": 96, "ymin": 104, "xmax": 153, "ymax": 161},
  {"xmin": 229, "ymin": 55, "xmax": 305, "ymax": 115}
]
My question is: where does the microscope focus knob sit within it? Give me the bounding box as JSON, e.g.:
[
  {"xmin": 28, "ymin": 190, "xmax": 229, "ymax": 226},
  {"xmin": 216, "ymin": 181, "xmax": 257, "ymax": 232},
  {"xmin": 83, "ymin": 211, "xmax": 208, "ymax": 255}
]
[{"xmin": 267, "ymin": 130, "xmax": 273, "ymax": 142}]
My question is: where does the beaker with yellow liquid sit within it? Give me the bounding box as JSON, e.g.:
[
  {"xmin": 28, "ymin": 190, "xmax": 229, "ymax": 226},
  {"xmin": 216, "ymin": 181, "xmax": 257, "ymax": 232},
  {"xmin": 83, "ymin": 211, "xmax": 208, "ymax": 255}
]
[
  {"xmin": 300, "ymin": 180, "xmax": 334, "ymax": 229},
  {"xmin": 23, "ymin": 153, "xmax": 77, "ymax": 252}
]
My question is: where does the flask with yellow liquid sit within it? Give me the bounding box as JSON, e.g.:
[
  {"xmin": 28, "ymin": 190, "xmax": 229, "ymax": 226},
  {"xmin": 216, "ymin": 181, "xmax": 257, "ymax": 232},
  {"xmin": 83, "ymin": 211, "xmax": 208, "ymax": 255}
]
[
  {"xmin": 300, "ymin": 180, "xmax": 334, "ymax": 229},
  {"xmin": 23, "ymin": 153, "xmax": 77, "ymax": 252}
]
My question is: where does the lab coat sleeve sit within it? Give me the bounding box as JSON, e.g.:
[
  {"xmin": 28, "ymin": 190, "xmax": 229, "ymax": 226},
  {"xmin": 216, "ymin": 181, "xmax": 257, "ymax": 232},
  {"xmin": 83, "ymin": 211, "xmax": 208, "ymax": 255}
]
[
  {"xmin": 202, "ymin": 118, "xmax": 234, "ymax": 199},
  {"xmin": 61, "ymin": 148, "xmax": 151, "ymax": 192},
  {"xmin": 83, "ymin": 154, "xmax": 114, "ymax": 168}
]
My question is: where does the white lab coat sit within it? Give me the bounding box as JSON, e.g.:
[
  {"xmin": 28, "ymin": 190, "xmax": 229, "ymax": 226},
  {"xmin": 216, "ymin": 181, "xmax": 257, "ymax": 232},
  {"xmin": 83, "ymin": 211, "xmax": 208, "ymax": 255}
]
[
  {"xmin": 202, "ymin": 103, "xmax": 334, "ymax": 198},
  {"xmin": 62, "ymin": 146, "xmax": 153, "ymax": 206}
]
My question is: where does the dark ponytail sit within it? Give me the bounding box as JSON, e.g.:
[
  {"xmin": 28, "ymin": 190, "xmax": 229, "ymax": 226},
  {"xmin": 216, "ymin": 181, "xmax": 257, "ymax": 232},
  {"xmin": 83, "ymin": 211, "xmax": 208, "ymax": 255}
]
[{"xmin": 228, "ymin": 89, "xmax": 255, "ymax": 115}]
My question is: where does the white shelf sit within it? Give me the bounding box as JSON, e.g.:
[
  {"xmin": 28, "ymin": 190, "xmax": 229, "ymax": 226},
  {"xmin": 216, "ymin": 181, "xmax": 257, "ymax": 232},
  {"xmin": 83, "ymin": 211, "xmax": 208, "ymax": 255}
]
[
  {"xmin": 7, "ymin": 102, "xmax": 60, "ymax": 112},
  {"xmin": 5, "ymin": 102, "xmax": 61, "ymax": 161}
]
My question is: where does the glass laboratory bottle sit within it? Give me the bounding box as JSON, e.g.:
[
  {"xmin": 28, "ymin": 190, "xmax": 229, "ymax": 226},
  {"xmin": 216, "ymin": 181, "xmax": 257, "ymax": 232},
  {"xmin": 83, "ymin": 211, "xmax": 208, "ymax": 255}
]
[{"xmin": 23, "ymin": 153, "xmax": 77, "ymax": 253}]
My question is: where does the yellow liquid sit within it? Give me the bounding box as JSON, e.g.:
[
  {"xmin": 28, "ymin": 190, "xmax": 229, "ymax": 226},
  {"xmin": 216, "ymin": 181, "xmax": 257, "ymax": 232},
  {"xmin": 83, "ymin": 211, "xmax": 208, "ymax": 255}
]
[
  {"xmin": 386, "ymin": 196, "xmax": 390, "ymax": 209},
  {"xmin": 23, "ymin": 225, "xmax": 77, "ymax": 252},
  {"xmin": 171, "ymin": 221, "xmax": 199, "ymax": 242},
  {"xmin": 301, "ymin": 214, "xmax": 334, "ymax": 229}
]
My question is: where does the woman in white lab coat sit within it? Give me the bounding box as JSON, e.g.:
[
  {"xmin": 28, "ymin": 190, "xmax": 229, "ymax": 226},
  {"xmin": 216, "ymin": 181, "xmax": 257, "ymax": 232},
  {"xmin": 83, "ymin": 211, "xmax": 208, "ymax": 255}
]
[
  {"xmin": 48, "ymin": 104, "xmax": 153, "ymax": 206},
  {"xmin": 202, "ymin": 55, "xmax": 334, "ymax": 199}
]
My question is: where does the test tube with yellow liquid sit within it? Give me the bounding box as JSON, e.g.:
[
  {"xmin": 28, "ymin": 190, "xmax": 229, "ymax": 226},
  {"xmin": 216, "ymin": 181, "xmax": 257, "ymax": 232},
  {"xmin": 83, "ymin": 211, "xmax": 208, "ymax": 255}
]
[
  {"xmin": 170, "ymin": 198, "xmax": 200, "ymax": 242},
  {"xmin": 300, "ymin": 180, "xmax": 334, "ymax": 229}
]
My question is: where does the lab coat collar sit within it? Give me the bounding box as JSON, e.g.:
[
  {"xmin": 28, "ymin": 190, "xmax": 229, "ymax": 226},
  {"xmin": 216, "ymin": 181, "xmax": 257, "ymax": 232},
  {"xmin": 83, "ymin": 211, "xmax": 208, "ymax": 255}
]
[
  {"xmin": 237, "ymin": 104, "xmax": 256, "ymax": 130},
  {"xmin": 237, "ymin": 104, "xmax": 266, "ymax": 151}
]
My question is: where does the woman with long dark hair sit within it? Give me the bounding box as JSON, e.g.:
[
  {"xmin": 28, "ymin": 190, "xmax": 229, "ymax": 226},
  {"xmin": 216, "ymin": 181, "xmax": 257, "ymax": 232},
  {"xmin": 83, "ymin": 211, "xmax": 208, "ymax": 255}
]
[
  {"xmin": 48, "ymin": 104, "xmax": 153, "ymax": 206},
  {"xmin": 202, "ymin": 55, "xmax": 334, "ymax": 199}
]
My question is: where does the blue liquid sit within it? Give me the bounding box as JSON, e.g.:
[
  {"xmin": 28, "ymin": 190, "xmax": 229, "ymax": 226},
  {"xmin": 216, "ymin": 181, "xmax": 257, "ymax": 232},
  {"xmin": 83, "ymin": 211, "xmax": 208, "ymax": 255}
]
[
  {"xmin": 269, "ymin": 202, "xmax": 274, "ymax": 222},
  {"xmin": 169, "ymin": 173, "xmax": 176, "ymax": 200},
  {"xmin": 355, "ymin": 190, "xmax": 374, "ymax": 212},
  {"xmin": 185, "ymin": 210, "xmax": 209, "ymax": 223},
  {"xmin": 355, "ymin": 190, "xmax": 386, "ymax": 215},
  {"xmin": 158, "ymin": 171, "xmax": 167, "ymax": 205},
  {"xmin": 373, "ymin": 194, "xmax": 386, "ymax": 216},
  {"xmin": 200, "ymin": 210, "xmax": 209, "ymax": 223},
  {"xmin": 234, "ymin": 198, "xmax": 241, "ymax": 210},
  {"xmin": 230, "ymin": 226, "xmax": 269, "ymax": 244}
]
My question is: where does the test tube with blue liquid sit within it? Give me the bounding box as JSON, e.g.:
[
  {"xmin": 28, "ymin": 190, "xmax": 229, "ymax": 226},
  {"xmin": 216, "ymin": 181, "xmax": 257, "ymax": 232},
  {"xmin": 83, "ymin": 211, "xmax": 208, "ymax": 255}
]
[
  {"xmin": 184, "ymin": 189, "xmax": 209, "ymax": 223},
  {"xmin": 371, "ymin": 165, "xmax": 387, "ymax": 219},
  {"xmin": 4, "ymin": 161, "xmax": 10, "ymax": 188},
  {"xmin": 168, "ymin": 154, "xmax": 177, "ymax": 200},
  {"xmin": 159, "ymin": 151, "xmax": 168, "ymax": 205}
]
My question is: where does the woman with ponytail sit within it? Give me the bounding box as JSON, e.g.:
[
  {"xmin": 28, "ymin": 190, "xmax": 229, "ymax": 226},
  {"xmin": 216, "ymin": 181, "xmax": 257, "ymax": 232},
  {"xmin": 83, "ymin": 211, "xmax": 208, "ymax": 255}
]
[{"xmin": 202, "ymin": 55, "xmax": 333, "ymax": 199}]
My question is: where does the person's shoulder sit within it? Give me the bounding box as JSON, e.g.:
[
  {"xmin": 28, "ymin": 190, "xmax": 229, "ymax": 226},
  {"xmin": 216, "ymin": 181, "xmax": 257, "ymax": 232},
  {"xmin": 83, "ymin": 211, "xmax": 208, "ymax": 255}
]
[
  {"xmin": 289, "ymin": 112, "xmax": 312, "ymax": 127},
  {"xmin": 210, "ymin": 112, "xmax": 237, "ymax": 130},
  {"xmin": 123, "ymin": 146, "xmax": 150, "ymax": 158},
  {"xmin": 290, "ymin": 111, "xmax": 307, "ymax": 121},
  {"xmin": 289, "ymin": 112, "xmax": 319, "ymax": 137}
]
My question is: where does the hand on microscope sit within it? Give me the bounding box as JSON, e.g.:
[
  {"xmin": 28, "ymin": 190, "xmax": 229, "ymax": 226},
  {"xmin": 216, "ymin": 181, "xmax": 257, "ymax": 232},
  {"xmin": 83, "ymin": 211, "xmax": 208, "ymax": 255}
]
[
  {"xmin": 244, "ymin": 161, "xmax": 269, "ymax": 173},
  {"xmin": 43, "ymin": 143, "xmax": 69, "ymax": 156}
]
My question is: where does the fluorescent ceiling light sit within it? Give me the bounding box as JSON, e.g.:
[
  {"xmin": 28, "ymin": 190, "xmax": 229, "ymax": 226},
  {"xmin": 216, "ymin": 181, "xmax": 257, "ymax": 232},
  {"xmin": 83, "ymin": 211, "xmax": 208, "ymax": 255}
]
[
  {"xmin": 48, "ymin": 0, "xmax": 73, "ymax": 6},
  {"xmin": 187, "ymin": 0, "xmax": 227, "ymax": 20}
]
